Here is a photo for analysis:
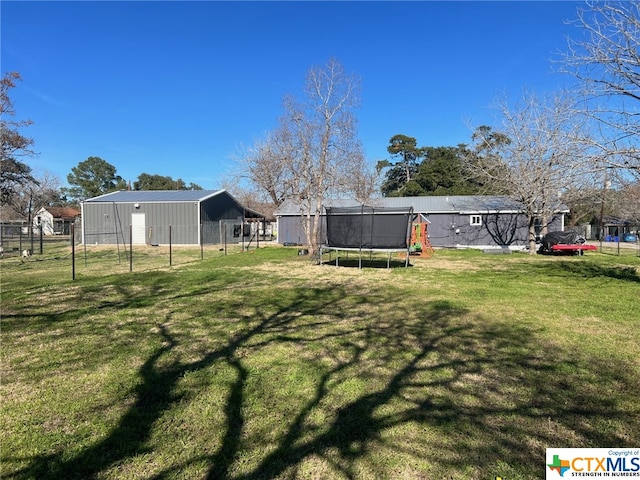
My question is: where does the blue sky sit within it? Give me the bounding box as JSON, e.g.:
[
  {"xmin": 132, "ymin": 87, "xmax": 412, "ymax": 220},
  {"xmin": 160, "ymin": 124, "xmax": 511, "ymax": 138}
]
[{"xmin": 2, "ymin": 1, "xmax": 584, "ymax": 190}]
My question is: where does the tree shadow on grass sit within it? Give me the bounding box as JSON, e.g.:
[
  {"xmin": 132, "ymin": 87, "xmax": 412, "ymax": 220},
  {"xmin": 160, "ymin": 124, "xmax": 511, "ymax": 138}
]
[
  {"xmin": 9, "ymin": 282, "xmax": 351, "ymax": 480},
  {"xmin": 9, "ymin": 276, "xmax": 639, "ymax": 479},
  {"xmin": 218, "ymin": 304, "xmax": 638, "ymax": 479},
  {"xmin": 533, "ymin": 260, "xmax": 640, "ymax": 282}
]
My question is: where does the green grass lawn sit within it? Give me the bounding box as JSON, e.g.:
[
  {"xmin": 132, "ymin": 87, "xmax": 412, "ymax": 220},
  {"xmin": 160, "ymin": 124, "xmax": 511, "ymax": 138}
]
[{"xmin": 2, "ymin": 245, "xmax": 639, "ymax": 479}]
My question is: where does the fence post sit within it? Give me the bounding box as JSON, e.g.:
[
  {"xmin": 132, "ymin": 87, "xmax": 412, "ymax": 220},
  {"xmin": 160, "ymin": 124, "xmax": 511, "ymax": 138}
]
[
  {"xmin": 169, "ymin": 225, "xmax": 172, "ymax": 266},
  {"xmin": 71, "ymin": 223, "xmax": 76, "ymax": 281},
  {"xmin": 39, "ymin": 224, "xmax": 43, "ymax": 255},
  {"xmin": 129, "ymin": 224, "xmax": 133, "ymax": 272},
  {"xmin": 200, "ymin": 223, "xmax": 204, "ymax": 260}
]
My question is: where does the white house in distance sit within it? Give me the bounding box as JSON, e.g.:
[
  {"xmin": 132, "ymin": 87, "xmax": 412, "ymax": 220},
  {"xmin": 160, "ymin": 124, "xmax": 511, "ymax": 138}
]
[{"xmin": 33, "ymin": 206, "xmax": 81, "ymax": 235}]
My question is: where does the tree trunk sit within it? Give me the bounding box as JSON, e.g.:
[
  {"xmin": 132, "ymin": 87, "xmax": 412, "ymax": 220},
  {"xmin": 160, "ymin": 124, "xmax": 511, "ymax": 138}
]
[{"xmin": 528, "ymin": 217, "xmax": 538, "ymax": 255}]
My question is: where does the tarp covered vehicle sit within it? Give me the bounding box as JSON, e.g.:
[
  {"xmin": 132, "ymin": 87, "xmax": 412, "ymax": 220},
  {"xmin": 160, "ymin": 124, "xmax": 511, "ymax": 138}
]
[{"xmin": 538, "ymin": 231, "xmax": 594, "ymax": 255}]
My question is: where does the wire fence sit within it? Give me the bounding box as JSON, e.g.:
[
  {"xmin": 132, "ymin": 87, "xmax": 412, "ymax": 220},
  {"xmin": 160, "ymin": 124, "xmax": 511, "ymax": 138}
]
[
  {"xmin": 1, "ymin": 221, "xmax": 276, "ymax": 280},
  {"xmin": 77, "ymin": 219, "xmax": 271, "ymax": 248},
  {"xmin": 0, "ymin": 223, "xmax": 72, "ymax": 258}
]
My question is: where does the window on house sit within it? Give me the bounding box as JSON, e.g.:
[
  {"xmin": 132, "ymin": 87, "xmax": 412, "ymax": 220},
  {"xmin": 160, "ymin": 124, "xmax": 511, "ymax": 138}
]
[{"xmin": 470, "ymin": 215, "xmax": 482, "ymax": 226}]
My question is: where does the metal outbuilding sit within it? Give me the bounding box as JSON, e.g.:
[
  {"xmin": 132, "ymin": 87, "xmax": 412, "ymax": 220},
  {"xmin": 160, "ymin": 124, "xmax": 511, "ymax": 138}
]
[{"xmin": 81, "ymin": 190, "xmax": 264, "ymax": 246}]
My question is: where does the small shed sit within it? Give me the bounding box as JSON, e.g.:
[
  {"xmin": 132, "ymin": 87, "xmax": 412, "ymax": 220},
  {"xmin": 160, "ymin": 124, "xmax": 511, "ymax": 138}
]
[
  {"xmin": 34, "ymin": 206, "xmax": 81, "ymax": 235},
  {"xmin": 81, "ymin": 190, "xmax": 263, "ymax": 246}
]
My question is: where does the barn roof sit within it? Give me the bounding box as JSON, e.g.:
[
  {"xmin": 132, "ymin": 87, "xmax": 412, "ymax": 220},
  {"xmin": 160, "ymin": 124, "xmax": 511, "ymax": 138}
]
[
  {"xmin": 83, "ymin": 189, "xmax": 266, "ymax": 218},
  {"xmin": 274, "ymin": 195, "xmax": 560, "ymax": 216},
  {"xmin": 84, "ymin": 190, "xmax": 225, "ymax": 203}
]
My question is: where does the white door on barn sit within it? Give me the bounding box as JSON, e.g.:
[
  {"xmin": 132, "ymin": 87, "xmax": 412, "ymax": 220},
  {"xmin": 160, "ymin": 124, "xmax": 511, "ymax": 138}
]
[{"xmin": 131, "ymin": 213, "xmax": 146, "ymax": 245}]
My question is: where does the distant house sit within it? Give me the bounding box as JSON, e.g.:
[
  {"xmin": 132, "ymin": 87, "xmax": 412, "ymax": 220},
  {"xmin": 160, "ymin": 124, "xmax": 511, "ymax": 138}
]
[
  {"xmin": 81, "ymin": 190, "xmax": 264, "ymax": 246},
  {"xmin": 593, "ymin": 216, "xmax": 640, "ymax": 242},
  {"xmin": 34, "ymin": 206, "xmax": 81, "ymax": 235},
  {"xmin": 274, "ymin": 196, "xmax": 568, "ymax": 250}
]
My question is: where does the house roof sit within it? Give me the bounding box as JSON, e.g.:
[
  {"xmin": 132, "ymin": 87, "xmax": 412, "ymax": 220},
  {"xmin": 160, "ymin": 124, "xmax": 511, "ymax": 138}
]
[
  {"xmin": 602, "ymin": 216, "xmax": 635, "ymax": 226},
  {"xmin": 275, "ymin": 195, "xmax": 563, "ymax": 216},
  {"xmin": 40, "ymin": 206, "xmax": 81, "ymax": 219},
  {"xmin": 84, "ymin": 190, "xmax": 226, "ymax": 203}
]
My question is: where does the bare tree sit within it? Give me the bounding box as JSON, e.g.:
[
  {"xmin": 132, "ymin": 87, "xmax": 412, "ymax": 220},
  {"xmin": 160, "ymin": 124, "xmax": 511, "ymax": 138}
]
[
  {"xmin": 288, "ymin": 59, "xmax": 371, "ymax": 253},
  {"xmin": 236, "ymin": 59, "xmax": 371, "ymax": 254},
  {"xmin": 560, "ymin": 1, "xmax": 640, "ymax": 178},
  {"xmin": 8, "ymin": 172, "xmax": 62, "ymax": 234},
  {"xmin": 232, "ymin": 125, "xmax": 299, "ymax": 208},
  {"xmin": 1, "ymin": 72, "xmax": 37, "ymax": 205},
  {"xmin": 617, "ymin": 182, "xmax": 640, "ymax": 224},
  {"xmin": 466, "ymin": 91, "xmax": 594, "ymax": 253}
]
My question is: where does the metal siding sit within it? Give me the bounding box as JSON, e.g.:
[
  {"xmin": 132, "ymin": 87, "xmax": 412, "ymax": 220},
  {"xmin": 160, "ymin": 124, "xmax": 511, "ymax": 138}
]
[
  {"xmin": 143, "ymin": 202, "xmax": 198, "ymax": 245},
  {"xmin": 201, "ymin": 192, "xmax": 244, "ymax": 244},
  {"xmin": 276, "ymin": 215, "xmax": 327, "ymax": 246},
  {"xmin": 201, "ymin": 192, "xmax": 243, "ymax": 220},
  {"xmin": 427, "ymin": 212, "xmax": 530, "ymax": 247},
  {"xmin": 548, "ymin": 215, "xmax": 564, "ymax": 231},
  {"xmin": 83, "ymin": 201, "xmax": 201, "ymax": 245},
  {"xmin": 456, "ymin": 214, "xmax": 503, "ymax": 247},
  {"xmin": 278, "ymin": 216, "xmax": 306, "ymax": 245},
  {"xmin": 426, "ymin": 214, "xmax": 458, "ymax": 247},
  {"xmin": 82, "ymin": 202, "xmax": 130, "ymax": 245}
]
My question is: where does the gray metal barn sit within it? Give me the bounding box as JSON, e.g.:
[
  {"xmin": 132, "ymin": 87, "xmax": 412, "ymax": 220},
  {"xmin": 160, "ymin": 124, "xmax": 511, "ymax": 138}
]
[
  {"xmin": 81, "ymin": 190, "xmax": 263, "ymax": 246},
  {"xmin": 275, "ymin": 196, "xmax": 568, "ymax": 250}
]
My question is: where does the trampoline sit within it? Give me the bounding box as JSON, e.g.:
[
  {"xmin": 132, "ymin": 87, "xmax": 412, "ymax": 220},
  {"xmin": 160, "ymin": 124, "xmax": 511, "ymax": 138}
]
[{"xmin": 319, "ymin": 205, "xmax": 414, "ymax": 268}]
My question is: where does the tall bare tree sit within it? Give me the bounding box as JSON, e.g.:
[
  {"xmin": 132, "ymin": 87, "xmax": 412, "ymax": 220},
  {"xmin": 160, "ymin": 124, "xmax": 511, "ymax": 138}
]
[
  {"xmin": 236, "ymin": 59, "xmax": 372, "ymax": 254},
  {"xmin": 232, "ymin": 125, "xmax": 299, "ymax": 208},
  {"xmin": 466, "ymin": 91, "xmax": 595, "ymax": 253},
  {"xmin": 1, "ymin": 72, "xmax": 37, "ymax": 206},
  {"xmin": 560, "ymin": 1, "xmax": 640, "ymax": 178}
]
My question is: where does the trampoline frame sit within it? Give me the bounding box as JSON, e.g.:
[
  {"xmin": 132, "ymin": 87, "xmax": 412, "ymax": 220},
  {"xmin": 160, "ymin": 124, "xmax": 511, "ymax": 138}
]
[{"xmin": 319, "ymin": 245, "xmax": 411, "ymax": 268}]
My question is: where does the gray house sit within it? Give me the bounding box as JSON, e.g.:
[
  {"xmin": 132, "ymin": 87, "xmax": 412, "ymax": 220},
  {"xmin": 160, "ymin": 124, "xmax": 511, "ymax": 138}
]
[
  {"xmin": 275, "ymin": 196, "xmax": 568, "ymax": 250},
  {"xmin": 81, "ymin": 190, "xmax": 263, "ymax": 246}
]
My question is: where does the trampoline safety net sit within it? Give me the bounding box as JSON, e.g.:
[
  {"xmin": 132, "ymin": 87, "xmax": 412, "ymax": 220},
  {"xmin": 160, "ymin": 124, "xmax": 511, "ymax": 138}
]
[{"xmin": 325, "ymin": 205, "xmax": 414, "ymax": 249}]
